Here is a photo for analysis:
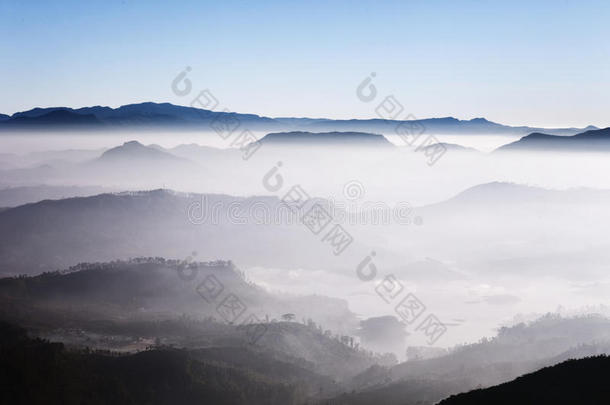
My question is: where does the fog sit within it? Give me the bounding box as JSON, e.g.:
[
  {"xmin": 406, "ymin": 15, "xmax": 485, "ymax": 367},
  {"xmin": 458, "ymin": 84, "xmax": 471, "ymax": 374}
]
[{"xmin": 2, "ymin": 129, "xmax": 610, "ymax": 354}]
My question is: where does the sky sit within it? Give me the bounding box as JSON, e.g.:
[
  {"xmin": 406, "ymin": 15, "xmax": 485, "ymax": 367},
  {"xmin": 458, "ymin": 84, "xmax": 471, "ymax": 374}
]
[{"xmin": 1, "ymin": 0, "xmax": 609, "ymax": 128}]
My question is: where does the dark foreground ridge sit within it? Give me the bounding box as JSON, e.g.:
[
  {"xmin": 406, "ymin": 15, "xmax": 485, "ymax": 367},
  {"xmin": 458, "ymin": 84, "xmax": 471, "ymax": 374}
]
[
  {"xmin": 0, "ymin": 321, "xmax": 307, "ymax": 405},
  {"xmin": 439, "ymin": 355, "xmax": 610, "ymax": 405}
]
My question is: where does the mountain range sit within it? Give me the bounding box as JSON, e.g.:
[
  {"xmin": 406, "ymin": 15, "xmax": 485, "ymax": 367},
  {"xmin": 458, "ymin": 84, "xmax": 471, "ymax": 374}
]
[
  {"xmin": 3, "ymin": 259, "xmax": 610, "ymax": 405},
  {"xmin": 0, "ymin": 102, "xmax": 597, "ymax": 136},
  {"xmin": 2, "ymin": 181, "xmax": 609, "ymax": 278},
  {"xmin": 0, "ymin": 189, "xmax": 370, "ymax": 274},
  {"xmin": 497, "ymin": 127, "xmax": 610, "ymax": 152},
  {"xmin": 331, "ymin": 315, "xmax": 610, "ymax": 404}
]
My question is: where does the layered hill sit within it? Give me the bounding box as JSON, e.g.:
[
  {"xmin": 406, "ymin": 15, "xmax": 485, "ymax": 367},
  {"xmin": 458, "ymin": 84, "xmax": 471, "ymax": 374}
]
[
  {"xmin": 0, "ymin": 321, "xmax": 336, "ymax": 405},
  {"xmin": 0, "ymin": 188, "xmax": 373, "ymax": 274},
  {"xmin": 330, "ymin": 315, "xmax": 610, "ymax": 405},
  {"xmin": 497, "ymin": 127, "xmax": 610, "ymax": 152},
  {"xmin": 0, "ymin": 259, "xmax": 384, "ymax": 382}
]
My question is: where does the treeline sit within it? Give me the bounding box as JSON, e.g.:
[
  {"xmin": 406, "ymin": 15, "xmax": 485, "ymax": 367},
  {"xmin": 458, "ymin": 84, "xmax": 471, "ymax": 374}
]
[
  {"xmin": 0, "ymin": 321, "xmax": 310, "ymax": 405},
  {"xmin": 63, "ymin": 257, "xmax": 235, "ymax": 274}
]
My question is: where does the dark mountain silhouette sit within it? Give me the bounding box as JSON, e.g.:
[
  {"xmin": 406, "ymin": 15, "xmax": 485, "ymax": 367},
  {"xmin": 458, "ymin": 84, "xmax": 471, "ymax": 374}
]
[
  {"xmin": 1, "ymin": 102, "xmax": 279, "ymax": 130},
  {"xmin": 1, "ymin": 109, "xmax": 101, "ymax": 126},
  {"xmin": 0, "ymin": 113, "xmax": 9, "ymax": 121},
  {"xmin": 497, "ymin": 127, "xmax": 610, "ymax": 152},
  {"xmin": 439, "ymin": 356, "xmax": 610, "ymax": 405},
  {"xmin": 258, "ymin": 131, "xmax": 394, "ymax": 147},
  {"xmin": 0, "ymin": 321, "xmax": 331, "ymax": 405},
  {"xmin": 0, "ymin": 102, "xmax": 596, "ymax": 135}
]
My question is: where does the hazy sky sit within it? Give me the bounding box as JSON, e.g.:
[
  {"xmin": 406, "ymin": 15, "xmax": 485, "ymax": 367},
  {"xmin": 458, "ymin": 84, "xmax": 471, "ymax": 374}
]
[{"xmin": 2, "ymin": 0, "xmax": 609, "ymax": 128}]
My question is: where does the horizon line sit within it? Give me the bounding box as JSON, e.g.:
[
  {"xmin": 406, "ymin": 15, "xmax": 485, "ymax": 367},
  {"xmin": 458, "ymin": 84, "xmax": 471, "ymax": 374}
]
[{"xmin": 1, "ymin": 100, "xmax": 601, "ymax": 131}]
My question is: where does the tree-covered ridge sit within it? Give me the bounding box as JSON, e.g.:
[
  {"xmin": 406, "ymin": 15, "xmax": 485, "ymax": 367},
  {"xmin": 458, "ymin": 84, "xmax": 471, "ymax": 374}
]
[
  {"xmin": 0, "ymin": 321, "xmax": 308, "ymax": 405},
  {"xmin": 0, "ymin": 259, "xmax": 393, "ymax": 388}
]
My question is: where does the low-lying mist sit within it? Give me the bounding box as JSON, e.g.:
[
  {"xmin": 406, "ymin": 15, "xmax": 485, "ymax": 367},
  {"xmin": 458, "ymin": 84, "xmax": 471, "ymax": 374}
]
[{"xmin": 2, "ymin": 130, "xmax": 610, "ymax": 352}]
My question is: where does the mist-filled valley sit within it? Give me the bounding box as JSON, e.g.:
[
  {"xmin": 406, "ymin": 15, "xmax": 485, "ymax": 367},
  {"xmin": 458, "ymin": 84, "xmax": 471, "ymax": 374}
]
[
  {"xmin": 2, "ymin": 120, "xmax": 610, "ymax": 404},
  {"xmin": 3, "ymin": 1, "xmax": 610, "ymax": 401}
]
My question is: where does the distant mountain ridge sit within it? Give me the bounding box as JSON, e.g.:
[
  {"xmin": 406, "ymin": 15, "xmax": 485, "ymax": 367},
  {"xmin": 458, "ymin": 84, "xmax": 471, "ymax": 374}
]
[
  {"xmin": 497, "ymin": 127, "xmax": 610, "ymax": 152},
  {"xmin": 2, "ymin": 182, "xmax": 609, "ymax": 275},
  {"xmin": 423, "ymin": 181, "xmax": 610, "ymax": 209},
  {"xmin": 98, "ymin": 140, "xmax": 184, "ymax": 162},
  {"xmin": 3, "ymin": 110, "xmax": 101, "ymax": 126},
  {"xmin": 0, "ymin": 102, "xmax": 278, "ymax": 131},
  {"xmin": 258, "ymin": 131, "xmax": 394, "ymax": 147},
  {"xmin": 0, "ymin": 102, "xmax": 596, "ymax": 136}
]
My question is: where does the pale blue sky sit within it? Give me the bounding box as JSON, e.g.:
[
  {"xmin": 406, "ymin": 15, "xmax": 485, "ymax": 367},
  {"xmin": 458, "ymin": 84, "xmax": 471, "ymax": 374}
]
[{"xmin": 1, "ymin": 0, "xmax": 609, "ymax": 127}]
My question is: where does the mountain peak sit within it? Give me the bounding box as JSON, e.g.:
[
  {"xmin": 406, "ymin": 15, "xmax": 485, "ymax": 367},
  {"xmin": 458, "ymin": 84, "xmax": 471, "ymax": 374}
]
[
  {"xmin": 98, "ymin": 140, "xmax": 180, "ymax": 162},
  {"xmin": 122, "ymin": 140, "xmax": 145, "ymax": 147}
]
